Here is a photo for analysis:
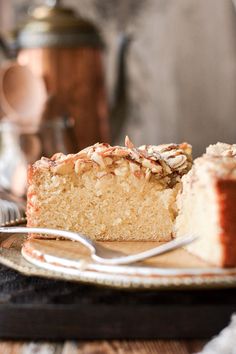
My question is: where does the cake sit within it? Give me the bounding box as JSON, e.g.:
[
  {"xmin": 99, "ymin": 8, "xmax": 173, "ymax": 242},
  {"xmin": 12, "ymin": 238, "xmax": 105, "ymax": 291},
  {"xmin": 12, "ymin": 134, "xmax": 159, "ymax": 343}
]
[
  {"xmin": 175, "ymin": 142, "xmax": 236, "ymax": 267},
  {"xmin": 27, "ymin": 137, "xmax": 192, "ymax": 241}
]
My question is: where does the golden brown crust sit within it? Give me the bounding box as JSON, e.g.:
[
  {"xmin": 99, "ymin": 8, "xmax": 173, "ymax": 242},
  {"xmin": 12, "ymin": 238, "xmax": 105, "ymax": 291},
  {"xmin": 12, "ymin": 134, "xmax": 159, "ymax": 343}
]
[{"xmin": 216, "ymin": 179, "xmax": 236, "ymax": 266}]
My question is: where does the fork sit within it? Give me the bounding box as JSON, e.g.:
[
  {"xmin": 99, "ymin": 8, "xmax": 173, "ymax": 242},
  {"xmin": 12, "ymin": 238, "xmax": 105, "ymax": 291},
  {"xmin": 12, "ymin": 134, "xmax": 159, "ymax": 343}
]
[
  {"xmin": 0, "ymin": 226, "xmax": 197, "ymax": 265},
  {"xmin": 0, "ymin": 199, "xmax": 26, "ymax": 226}
]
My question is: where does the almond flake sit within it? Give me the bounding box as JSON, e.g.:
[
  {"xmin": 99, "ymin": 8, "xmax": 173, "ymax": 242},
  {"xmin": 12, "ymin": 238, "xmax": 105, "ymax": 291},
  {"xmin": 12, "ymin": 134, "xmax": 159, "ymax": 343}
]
[
  {"xmin": 129, "ymin": 162, "xmax": 140, "ymax": 173},
  {"xmin": 91, "ymin": 152, "xmax": 105, "ymax": 168},
  {"xmin": 125, "ymin": 136, "xmax": 135, "ymax": 149},
  {"xmin": 145, "ymin": 168, "xmax": 152, "ymax": 181}
]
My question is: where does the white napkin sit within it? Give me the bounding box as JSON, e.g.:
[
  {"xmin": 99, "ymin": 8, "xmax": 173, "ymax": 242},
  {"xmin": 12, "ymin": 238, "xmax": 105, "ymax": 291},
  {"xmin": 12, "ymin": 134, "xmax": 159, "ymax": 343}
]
[{"xmin": 198, "ymin": 314, "xmax": 236, "ymax": 354}]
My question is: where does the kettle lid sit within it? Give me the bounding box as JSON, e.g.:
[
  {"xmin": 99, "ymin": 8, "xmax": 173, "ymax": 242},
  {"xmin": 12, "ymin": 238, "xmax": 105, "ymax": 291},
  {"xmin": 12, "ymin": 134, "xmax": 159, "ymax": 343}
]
[{"xmin": 17, "ymin": 0, "xmax": 103, "ymax": 48}]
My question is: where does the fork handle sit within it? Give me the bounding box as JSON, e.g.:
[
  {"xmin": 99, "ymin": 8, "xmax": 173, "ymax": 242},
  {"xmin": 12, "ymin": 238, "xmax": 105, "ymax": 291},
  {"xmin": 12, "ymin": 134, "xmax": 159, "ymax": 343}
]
[
  {"xmin": 92, "ymin": 234, "xmax": 198, "ymax": 265},
  {"xmin": 0, "ymin": 226, "xmax": 96, "ymax": 254}
]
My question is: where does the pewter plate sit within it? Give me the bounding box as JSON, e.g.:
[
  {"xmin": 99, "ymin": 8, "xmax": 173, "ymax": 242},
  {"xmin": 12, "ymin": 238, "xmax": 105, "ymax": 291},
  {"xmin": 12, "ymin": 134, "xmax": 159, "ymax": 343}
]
[{"xmin": 1, "ymin": 233, "xmax": 236, "ymax": 290}]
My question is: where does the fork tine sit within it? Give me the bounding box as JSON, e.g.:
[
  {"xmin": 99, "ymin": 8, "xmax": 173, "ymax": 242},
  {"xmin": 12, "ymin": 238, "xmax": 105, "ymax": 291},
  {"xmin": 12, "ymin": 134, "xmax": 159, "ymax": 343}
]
[
  {"xmin": 5, "ymin": 201, "xmax": 14, "ymax": 223},
  {"xmin": 1, "ymin": 200, "xmax": 9, "ymax": 225},
  {"xmin": 8, "ymin": 201, "xmax": 15, "ymax": 222},
  {"xmin": 0, "ymin": 201, "xmax": 5, "ymax": 225},
  {"xmin": 12, "ymin": 201, "xmax": 21, "ymax": 220},
  {"xmin": 0, "ymin": 198, "xmax": 26, "ymax": 226}
]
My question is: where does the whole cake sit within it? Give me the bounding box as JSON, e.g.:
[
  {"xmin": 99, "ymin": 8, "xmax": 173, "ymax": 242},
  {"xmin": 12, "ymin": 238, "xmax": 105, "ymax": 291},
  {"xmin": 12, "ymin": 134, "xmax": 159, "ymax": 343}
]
[
  {"xmin": 27, "ymin": 137, "xmax": 192, "ymax": 241},
  {"xmin": 175, "ymin": 142, "xmax": 236, "ymax": 267}
]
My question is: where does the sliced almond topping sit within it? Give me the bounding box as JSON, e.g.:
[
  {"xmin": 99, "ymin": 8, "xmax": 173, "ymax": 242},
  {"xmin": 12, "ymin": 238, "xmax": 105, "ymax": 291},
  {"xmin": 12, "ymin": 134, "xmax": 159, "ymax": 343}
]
[
  {"xmin": 76, "ymin": 152, "xmax": 90, "ymax": 159},
  {"xmin": 167, "ymin": 155, "xmax": 187, "ymax": 169},
  {"xmin": 54, "ymin": 161, "xmax": 74, "ymax": 175},
  {"xmin": 90, "ymin": 152, "xmax": 105, "ymax": 168},
  {"xmin": 125, "ymin": 135, "xmax": 135, "ymax": 149},
  {"xmin": 129, "ymin": 162, "xmax": 140, "ymax": 173},
  {"xmin": 41, "ymin": 137, "xmax": 192, "ymax": 185},
  {"xmin": 151, "ymin": 165, "xmax": 162, "ymax": 174},
  {"xmin": 130, "ymin": 149, "xmax": 140, "ymax": 161},
  {"xmin": 145, "ymin": 168, "xmax": 152, "ymax": 181},
  {"xmin": 74, "ymin": 160, "xmax": 80, "ymax": 174},
  {"xmin": 104, "ymin": 157, "xmax": 113, "ymax": 165},
  {"xmin": 159, "ymin": 160, "xmax": 172, "ymax": 174},
  {"xmin": 114, "ymin": 149, "xmax": 129, "ymax": 157},
  {"xmin": 74, "ymin": 160, "xmax": 92, "ymax": 174},
  {"xmin": 141, "ymin": 159, "xmax": 154, "ymax": 169}
]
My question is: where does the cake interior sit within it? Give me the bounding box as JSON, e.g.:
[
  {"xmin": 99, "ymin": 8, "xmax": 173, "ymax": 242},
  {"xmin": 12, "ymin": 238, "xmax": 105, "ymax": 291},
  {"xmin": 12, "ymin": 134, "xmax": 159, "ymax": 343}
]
[
  {"xmin": 27, "ymin": 139, "xmax": 192, "ymax": 241},
  {"xmin": 175, "ymin": 142, "xmax": 236, "ymax": 266},
  {"xmin": 28, "ymin": 164, "xmax": 179, "ymax": 241},
  {"xmin": 175, "ymin": 171, "xmax": 223, "ymax": 265}
]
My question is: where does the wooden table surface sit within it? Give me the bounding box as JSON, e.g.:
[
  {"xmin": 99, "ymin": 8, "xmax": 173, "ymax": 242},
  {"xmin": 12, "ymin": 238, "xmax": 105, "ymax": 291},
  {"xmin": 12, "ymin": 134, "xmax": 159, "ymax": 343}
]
[{"xmin": 0, "ymin": 340, "xmax": 207, "ymax": 353}]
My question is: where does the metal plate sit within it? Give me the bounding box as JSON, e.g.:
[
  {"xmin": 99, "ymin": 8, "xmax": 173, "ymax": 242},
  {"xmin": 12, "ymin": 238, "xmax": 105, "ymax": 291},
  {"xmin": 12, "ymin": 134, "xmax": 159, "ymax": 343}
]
[{"xmin": 1, "ymin": 234, "xmax": 236, "ymax": 290}]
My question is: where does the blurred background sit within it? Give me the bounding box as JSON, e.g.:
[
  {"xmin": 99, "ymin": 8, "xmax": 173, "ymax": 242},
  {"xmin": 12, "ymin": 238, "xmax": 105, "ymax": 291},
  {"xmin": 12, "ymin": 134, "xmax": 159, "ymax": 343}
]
[{"xmin": 1, "ymin": 0, "xmax": 236, "ymax": 196}]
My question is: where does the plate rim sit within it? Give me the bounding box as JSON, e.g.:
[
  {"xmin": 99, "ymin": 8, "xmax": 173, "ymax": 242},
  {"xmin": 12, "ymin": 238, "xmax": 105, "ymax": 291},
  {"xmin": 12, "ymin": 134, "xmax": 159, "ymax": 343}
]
[{"xmin": 21, "ymin": 244, "xmax": 236, "ymax": 291}]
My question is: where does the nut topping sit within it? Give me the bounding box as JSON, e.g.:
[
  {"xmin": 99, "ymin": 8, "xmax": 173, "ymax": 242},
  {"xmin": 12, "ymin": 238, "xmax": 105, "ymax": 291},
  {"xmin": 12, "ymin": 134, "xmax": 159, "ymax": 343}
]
[
  {"xmin": 145, "ymin": 168, "xmax": 152, "ymax": 181},
  {"xmin": 125, "ymin": 135, "xmax": 135, "ymax": 149},
  {"xmin": 167, "ymin": 154, "xmax": 187, "ymax": 169},
  {"xmin": 36, "ymin": 136, "xmax": 192, "ymax": 187},
  {"xmin": 90, "ymin": 152, "xmax": 105, "ymax": 168},
  {"xmin": 129, "ymin": 162, "xmax": 140, "ymax": 173}
]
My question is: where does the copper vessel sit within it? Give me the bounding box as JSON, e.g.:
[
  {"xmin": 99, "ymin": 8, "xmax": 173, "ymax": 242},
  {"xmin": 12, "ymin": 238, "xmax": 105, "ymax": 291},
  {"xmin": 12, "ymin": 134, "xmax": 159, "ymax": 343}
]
[
  {"xmin": 1, "ymin": 0, "xmax": 129, "ymax": 150},
  {"xmin": 17, "ymin": 3, "xmax": 109, "ymax": 148}
]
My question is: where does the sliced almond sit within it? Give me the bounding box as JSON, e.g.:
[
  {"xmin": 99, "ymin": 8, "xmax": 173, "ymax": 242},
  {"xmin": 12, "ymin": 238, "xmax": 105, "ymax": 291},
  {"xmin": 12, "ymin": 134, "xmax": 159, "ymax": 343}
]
[
  {"xmin": 167, "ymin": 155, "xmax": 187, "ymax": 169},
  {"xmin": 151, "ymin": 165, "xmax": 162, "ymax": 174},
  {"xmin": 104, "ymin": 157, "xmax": 113, "ymax": 165},
  {"xmin": 91, "ymin": 152, "xmax": 105, "ymax": 168},
  {"xmin": 125, "ymin": 135, "xmax": 134, "ymax": 149},
  {"xmin": 145, "ymin": 168, "xmax": 152, "ymax": 181},
  {"xmin": 129, "ymin": 161, "xmax": 140, "ymax": 173},
  {"xmin": 74, "ymin": 159, "xmax": 92, "ymax": 174},
  {"xmin": 54, "ymin": 161, "xmax": 74, "ymax": 175},
  {"xmin": 141, "ymin": 159, "xmax": 154, "ymax": 169}
]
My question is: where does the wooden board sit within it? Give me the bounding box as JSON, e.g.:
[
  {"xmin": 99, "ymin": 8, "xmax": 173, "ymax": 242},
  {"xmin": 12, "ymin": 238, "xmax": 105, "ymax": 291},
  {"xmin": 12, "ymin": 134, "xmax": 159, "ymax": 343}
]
[{"xmin": 0, "ymin": 263, "xmax": 235, "ymax": 340}]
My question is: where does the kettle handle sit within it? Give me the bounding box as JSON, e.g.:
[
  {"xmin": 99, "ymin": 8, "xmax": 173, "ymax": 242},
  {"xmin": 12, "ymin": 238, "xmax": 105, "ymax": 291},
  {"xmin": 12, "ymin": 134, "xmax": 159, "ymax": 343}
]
[{"xmin": 110, "ymin": 33, "xmax": 131, "ymax": 142}]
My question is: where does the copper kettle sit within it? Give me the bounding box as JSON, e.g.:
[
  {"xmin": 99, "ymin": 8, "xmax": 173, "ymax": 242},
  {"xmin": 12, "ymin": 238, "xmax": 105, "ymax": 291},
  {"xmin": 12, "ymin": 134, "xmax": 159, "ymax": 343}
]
[{"xmin": 0, "ymin": 0, "xmax": 128, "ymax": 150}]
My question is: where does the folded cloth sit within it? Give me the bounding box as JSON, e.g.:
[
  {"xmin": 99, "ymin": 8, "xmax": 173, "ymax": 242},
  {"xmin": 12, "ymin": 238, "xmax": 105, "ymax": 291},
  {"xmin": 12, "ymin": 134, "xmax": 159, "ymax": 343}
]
[{"xmin": 198, "ymin": 314, "xmax": 236, "ymax": 354}]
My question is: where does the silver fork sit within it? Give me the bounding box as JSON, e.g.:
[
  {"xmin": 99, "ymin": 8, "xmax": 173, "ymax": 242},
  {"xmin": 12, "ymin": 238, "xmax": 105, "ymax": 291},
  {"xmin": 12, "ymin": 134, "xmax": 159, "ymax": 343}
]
[
  {"xmin": 0, "ymin": 226, "xmax": 197, "ymax": 265},
  {"xmin": 0, "ymin": 199, "xmax": 26, "ymax": 226}
]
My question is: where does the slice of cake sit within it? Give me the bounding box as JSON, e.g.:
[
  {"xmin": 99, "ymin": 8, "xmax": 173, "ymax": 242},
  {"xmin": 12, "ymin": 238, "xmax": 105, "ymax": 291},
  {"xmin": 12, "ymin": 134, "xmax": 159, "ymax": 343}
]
[
  {"xmin": 175, "ymin": 142, "xmax": 236, "ymax": 267},
  {"xmin": 27, "ymin": 137, "xmax": 192, "ymax": 241}
]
